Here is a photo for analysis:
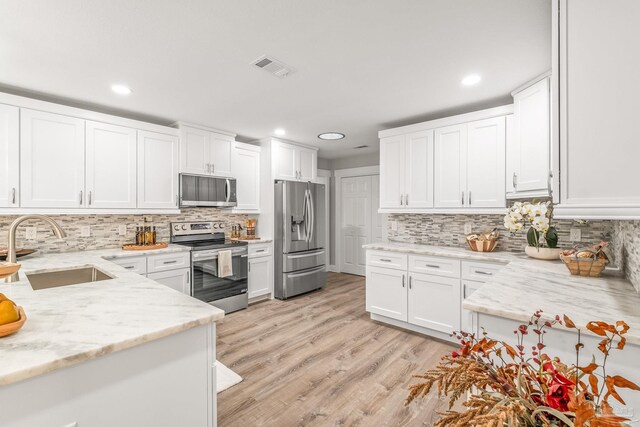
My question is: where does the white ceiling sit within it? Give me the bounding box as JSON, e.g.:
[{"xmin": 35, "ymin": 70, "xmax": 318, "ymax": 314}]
[{"xmin": 0, "ymin": 0, "xmax": 551, "ymax": 159}]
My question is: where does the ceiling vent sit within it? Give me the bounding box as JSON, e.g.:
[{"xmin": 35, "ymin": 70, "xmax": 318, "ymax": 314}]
[
  {"xmin": 354, "ymin": 145, "xmax": 369, "ymax": 149},
  {"xmin": 252, "ymin": 55, "xmax": 294, "ymax": 78}
]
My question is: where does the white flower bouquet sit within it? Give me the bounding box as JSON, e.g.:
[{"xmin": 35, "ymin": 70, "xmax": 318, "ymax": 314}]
[{"xmin": 504, "ymin": 201, "xmax": 558, "ymax": 249}]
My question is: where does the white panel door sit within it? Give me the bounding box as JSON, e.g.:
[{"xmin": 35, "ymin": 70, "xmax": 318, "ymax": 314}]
[
  {"xmin": 137, "ymin": 131, "xmax": 179, "ymax": 209},
  {"xmin": 434, "ymin": 124, "xmax": 467, "ymax": 208},
  {"xmin": 408, "ymin": 272, "xmax": 461, "ymax": 334},
  {"xmin": 371, "ymin": 175, "xmax": 387, "ymax": 243},
  {"xmin": 85, "ymin": 121, "xmax": 137, "ymax": 209},
  {"xmin": 298, "ymin": 147, "xmax": 316, "ymax": 181},
  {"xmin": 366, "ymin": 266, "xmax": 407, "ymax": 321},
  {"xmin": 20, "ymin": 109, "xmax": 85, "ymax": 208},
  {"xmin": 232, "ymin": 144, "xmax": 260, "ymax": 211},
  {"xmin": 248, "ymin": 256, "xmax": 272, "ymax": 299},
  {"xmin": 148, "ymin": 269, "xmax": 190, "ymax": 295},
  {"xmin": 0, "ymin": 104, "xmax": 19, "ymax": 207},
  {"xmin": 405, "ymin": 130, "xmax": 434, "ymax": 208},
  {"xmin": 179, "ymin": 126, "xmax": 210, "ymax": 175},
  {"xmin": 340, "ymin": 176, "xmax": 371, "ymax": 276},
  {"xmin": 513, "ymin": 78, "xmax": 550, "ymax": 193},
  {"xmin": 466, "ymin": 117, "xmax": 506, "ymax": 208},
  {"xmin": 379, "ymin": 135, "xmax": 405, "ymax": 208},
  {"xmin": 272, "ymin": 141, "xmax": 298, "ymax": 181},
  {"xmin": 209, "ymin": 134, "xmax": 233, "ymax": 177}
]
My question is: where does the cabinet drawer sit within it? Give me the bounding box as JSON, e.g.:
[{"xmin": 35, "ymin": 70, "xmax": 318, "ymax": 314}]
[
  {"xmin": 110, "ymin": 256, "xmax": 147, "ymax": 275},
  {"xmin": 366, "ymin": 251, "xmax": 407, "ymax": 271},
  {"xmin": 249, "ymin": 243, "xmax": 272, "ymax": 257},
  {"xmin": 461, "ymin": 261, "xmax": 505, "ymax": 282},
  {"xmin": 409, "ymin": 255, "xmax": 460, "ymax": 278},
  {"xmin": 147, "ymin": 252, "xmax": 191, "ymax": 273}
]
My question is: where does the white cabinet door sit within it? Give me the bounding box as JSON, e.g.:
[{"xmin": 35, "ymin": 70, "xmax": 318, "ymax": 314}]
[
  {"xmin": 210, "ymin": 134, "xmax": 233, "ymax": 177},
  {"xmin": 461, "ymin": 279, "xmax": 483, "ymax": 334},
  {"xmin": 512, "ymin": 77, "xmax": 550, "ymax": 193},
  {"xmin": 0, "ymin": 104, "xmax": 19, "ymax": 207},
  {"xmin": 148, "ymin": 269, "xmax": 190, "ymax": 295},
  {"xmin": 85, "ymin": 121, "xmax": 137, "ymax": 209},
  {"xmin": 137, "ymin": 131, "xmax": 179, "ymax": 209},
  {"xmin": 434, "ymin": 124, "xmax": 467, "ymax": 208},
  {"xmin": 272, "ymin": 141, "xmax": 298, "ymax": 181},
  {"xmin": 179, "ymin": 126, "xmax": 210, "ymax": 175},
  {"xmin": 408, "ymin": 272, "xmax": 461, "ymax": 334},
  {"xmin": 298, "ymin": 147, "xmax": 316, "ymax": 181},
  {"xmin": 248, "ymin": 256, "xmax": 272, "ymax": 299},
  {"xmin": 20, "ymin": 109, "xmax": 85, "ymax": 208},
  {"xmin": 232, "ymin": 143, "xmax": 261, "ymax": 211},
  {"xmin": 405, "ymin": 130, "xmax": 434, "ymax": 208},
  {"xmin": 365, "ymin": 266, "xmax": 407, "ymax": 321},
  {"xmin": 379, "ymin": 135, "xmax": 405, "ymax": 209},
  {"xmin": 466, "ymin": 117, "xmax": 506, "ymax": 208}
]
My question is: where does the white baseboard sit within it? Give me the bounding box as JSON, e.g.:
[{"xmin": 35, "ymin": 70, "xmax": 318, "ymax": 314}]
[{"xmin": 328, "ymin": 265, "xmax": 339, "ymax": 273}]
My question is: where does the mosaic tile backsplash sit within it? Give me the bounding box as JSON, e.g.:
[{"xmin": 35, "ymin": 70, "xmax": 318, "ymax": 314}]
[
  {"xmin": 0, "ymin": 208, "xmax": 248, "ymax": 254},
  {"xmin": 611, "ymin": 221, "xmax": 640, "ymax": 292}
]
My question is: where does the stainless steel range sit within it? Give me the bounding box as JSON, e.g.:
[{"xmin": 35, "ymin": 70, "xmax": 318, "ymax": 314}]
[{"xmin": 170, "ymin": 221, "xmax": 248, "ymax": 314}]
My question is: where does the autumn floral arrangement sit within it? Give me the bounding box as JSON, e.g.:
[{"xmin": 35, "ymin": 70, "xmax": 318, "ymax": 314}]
[{"xmin": 406, "ymin": 311, "xmax": 639, "ymax": 426}]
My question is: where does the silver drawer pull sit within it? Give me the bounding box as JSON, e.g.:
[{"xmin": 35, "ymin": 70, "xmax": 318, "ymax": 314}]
[
  {"xmin": 474, "ymin": 270, "xmax": 492, "ymax": 275},
  {"xmin": 425, "ymin": 264, "xmax": 441, "ymax": 269},
  {"xmin": 256, "ymin": 249, "xmax": 265, "ymax": 253},
  {"xmin": 124, "ymin": 266, "xmax": 135, "ymax": 269},
  {"xmin": 163, "ymin": 260, "xmax": 178, "ymax": 265},
  {"xmin": 379, "ymin": 259, "xmax": 392, "ymax": 262}
]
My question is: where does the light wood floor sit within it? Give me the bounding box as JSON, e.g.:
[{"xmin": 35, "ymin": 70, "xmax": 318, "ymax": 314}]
[{"xmin": 217, "ymin": 272, "xmax": 456, "ymax": 427}]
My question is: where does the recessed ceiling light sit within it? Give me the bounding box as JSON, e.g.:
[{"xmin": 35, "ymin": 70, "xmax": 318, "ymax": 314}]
[
  {"xmin": 111, "ymin": 84, "xmax": 132, "ymax": 95},
  {"xmin": 318, "ymin": 132, "xmax": 345, "ymax": 140},
  {"xmin": 461, "ymin": 74, "xmax": 481, "ymax": 86},
  {"xmin": 274, "ymin": 128, "xmax": 286, "ymax": 136}
]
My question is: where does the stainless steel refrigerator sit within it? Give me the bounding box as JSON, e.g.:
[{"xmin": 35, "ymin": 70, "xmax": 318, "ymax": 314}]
[{"xmin": 274, "ymin": 180, "xmax": 326, "ymax": 299}]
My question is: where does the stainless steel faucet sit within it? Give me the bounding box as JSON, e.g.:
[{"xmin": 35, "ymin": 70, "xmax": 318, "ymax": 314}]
[{"xmin": 5, "ymin": 215, "xmax": 66, "ymax": 283}]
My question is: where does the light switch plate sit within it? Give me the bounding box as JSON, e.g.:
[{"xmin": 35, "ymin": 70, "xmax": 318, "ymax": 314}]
[
  {"xmin": 25, "ymin": 227, "xmax": 37, "ymax": 240},
  {"xmin": 570, "ymin": 228, "xmax": 581, "ymax": 242},
  {"xmin": 118, "ymin": 225, "xmax": 127, "ymax": 236},
  {"xmin": 464, "ymin": 223, "xmax": 473, "ymax": 235},
  {"xmin": 81, "ymin": 226, "xmax": 91, "ymax": 237}
]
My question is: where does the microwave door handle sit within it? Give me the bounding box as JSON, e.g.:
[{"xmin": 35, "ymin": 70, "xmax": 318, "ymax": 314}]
[{"xmin": 225, "ymin": 179, "xmax": 230, "ymax": 203}]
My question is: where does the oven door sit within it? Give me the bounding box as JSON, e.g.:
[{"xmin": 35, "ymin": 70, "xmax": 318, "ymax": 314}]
[{"xmin": 191, "ymin": 248, "xmax": 248, "ymax": 303}]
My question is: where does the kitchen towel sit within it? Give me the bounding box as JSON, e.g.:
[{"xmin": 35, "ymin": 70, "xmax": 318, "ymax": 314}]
[{"xmin": 218, "ymin": 250, "xmax": 233, "ymax": 278}]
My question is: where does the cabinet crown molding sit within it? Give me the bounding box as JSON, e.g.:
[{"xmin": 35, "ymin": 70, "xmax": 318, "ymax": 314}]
[
  {"xmin": 174, "ymin": 121, "xmax": 236, "ymax": 138},
  {"xmin": 256, "ymin": 137, "xmax": 319, "ymax": 152}
]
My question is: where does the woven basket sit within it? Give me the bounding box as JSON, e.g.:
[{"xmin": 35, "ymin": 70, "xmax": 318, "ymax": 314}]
[{"xmin": 561, "ymin": 254, "xmax": 607, "ymax": 277}]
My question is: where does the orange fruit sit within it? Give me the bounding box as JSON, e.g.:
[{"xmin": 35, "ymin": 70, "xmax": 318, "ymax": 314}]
[
  {"xmin": 0, "ymin": 293, "xmax": 8, "ymax": 302},
  {"xmin": 0, "ymin": 300, "xmax": 19, "ymax": 325}
]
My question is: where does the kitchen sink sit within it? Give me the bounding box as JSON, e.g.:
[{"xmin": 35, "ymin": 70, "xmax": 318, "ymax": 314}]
[{"xmin": 27, "ymin": 266, "xmax": 114, "ymax": 290}]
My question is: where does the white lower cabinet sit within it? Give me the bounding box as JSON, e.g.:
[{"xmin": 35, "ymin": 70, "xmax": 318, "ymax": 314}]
[
  {"xmin": 365, "ymin": 266, "xmax": 407, "ymax": 321},
  {"xmin": 248, "ymin": 243, "xmax": 273, "ymax": 300},
  {"xmin": 148, "ymin": 269, "xmax": 190, "ymax": 295},
  {"xmin": 409, "ymin": 272, "xmax": 461, "ymax": 334},
  {"xmin": 461, "ymin": 279, "xmax": 483, "ymax": 333}
]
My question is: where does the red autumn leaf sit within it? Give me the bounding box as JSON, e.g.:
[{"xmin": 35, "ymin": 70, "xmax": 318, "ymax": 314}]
[
  {"xmin": 580, "ymin": 363, "xmax": 599, "ymax": 374},
  {"xmin": 563, "ymin": 314, "xmax": 576, "ymax": 328},
  {"xmin": 612, "ymin": 375, "xmax": 640, "ymax": 391}
]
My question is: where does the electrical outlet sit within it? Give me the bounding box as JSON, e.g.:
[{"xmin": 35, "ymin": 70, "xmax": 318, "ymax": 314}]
[
  {"xmin": 570, "ymin": 228, "xmax": 581, "ymax": 242},
  {"xmin": 144, "ymin": 216, "xmax": 153, "ymax": 222},
  {"xmin": 80, "ymin": 226, "xmax": 91, "ymax": 237},
  {"xmin": 118, "ymin": 225, "xmax": 127, "ymax": 236},
  {"xmin": 464, "ymin": 223, "xmax": 473, "ymax": 234},
  {"xmin": 25, "ymin": 227, "xmax": 37, "ymax": 240},
  {"xmin": 390, "ymin": 221, "xmax": 398, "ymax": 231}
]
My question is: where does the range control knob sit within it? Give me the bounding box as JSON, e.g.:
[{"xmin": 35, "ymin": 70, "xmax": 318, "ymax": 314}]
[
  {"xmin": 173, "ymin": 225, "xmax": 180, "ymax": 230},
  {"xmin": 182, "ymin": 224, "xmax": 188, "ymax": 230}
]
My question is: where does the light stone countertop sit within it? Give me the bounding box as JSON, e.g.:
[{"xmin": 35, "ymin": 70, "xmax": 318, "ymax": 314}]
[
  {"xmin": 363, "ymin": 242, "xmax": 640, "ymax": 345},
  {"xmin": 231, "ymin": 238, "xmax": 273, "ymax": 244},
  {"xmin": 0, "ymin": 245, "xmax": 224, "ymax": 386}
]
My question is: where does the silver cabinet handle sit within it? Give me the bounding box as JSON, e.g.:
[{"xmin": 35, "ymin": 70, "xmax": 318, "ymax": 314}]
[
  {"xmin": 187, "ymin": 270, "xmax": 190, "ymax": 284},
  {"xmin": 211, "ymin": 163, "xmax": 215, "ymax": 174},
  {"xmin": 548, "ymin": 170, "xmax": 553, "ymax": 195},
  {"xmin": 463, "ymin": 285, "xmax": 467, "ymax": 299},
  {"xmin": 425, "ymin": 264, "xmax": 441, "ymax": 269},
  {"xmin": 475, "ymin": 270, "xmax": 492, "ymax": 275},
  {"xmin": 79, "ymin": 190, "xmax": 83, "ymax": 205},
  {"xmin": 176, "ymin": 195, "xmax": 179, "ymax": 206},
  {"xmin": 11, "ymin": 188, "xmax": 16, "ymax": 204},
  {"xmin": 379, "ymin": 258, "xmax": 392, "ymax": 262},
  {"xmin": 512, "ymin": 172, "xmax": 518, "ymax": 188},
  {"xmin": 124, "ymin": 265, "xmax": 135, "ymax": 269},
  {"xmin": 400, "ymin": 194, "xmax": 403, "ymax": 206},
  {"xmin": 468, "ymin": 191, "xmax": 471, "ymax": 206},
  {"xmin": 405, "ymin": 194, "xmax": 408, "ymax": 206},
  {"xmin": 163, "ymin": 260, "xmax": 178, "ymax": 265},
  {"xmin": 461, "ymin": 191, "xmax": 464, "ymax": 206},
  {"xmin": 402, "ymin": 275, "xmax": 405, "ymax": 288},
  {"xmin": 206, "ymin": 163, "xmax": 210, "ymax": 174},
  {"xmin": 88, "ymin": 191, "xmax": 92, "ymax": 206},
  {"xmin": 409, "ymin": 276, "xmax": 412, "ymax": 289},
  {"xmin": 256, "ymin": 249, "xmax": 265, "ymax": 253}
]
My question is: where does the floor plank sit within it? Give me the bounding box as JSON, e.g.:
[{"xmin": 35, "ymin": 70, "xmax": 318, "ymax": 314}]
[{"xmin": 217, "ymin": 272, "xmax": 455, "ymax": 427}]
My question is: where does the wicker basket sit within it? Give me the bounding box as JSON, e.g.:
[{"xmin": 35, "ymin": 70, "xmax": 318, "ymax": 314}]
[{"xmin": 560, "ymin": 254, "xmax": 607, "ymax": 277}]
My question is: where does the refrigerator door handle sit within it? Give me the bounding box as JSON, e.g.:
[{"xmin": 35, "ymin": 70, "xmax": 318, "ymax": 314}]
[{"xmin": 307, "ymin": 187, "xmax": 315, "ymax": 244}]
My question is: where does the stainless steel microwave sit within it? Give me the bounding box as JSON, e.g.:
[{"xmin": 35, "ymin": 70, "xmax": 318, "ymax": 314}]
[{"xmin": 179, "ymin": 174, "xmax": 237, "ymax": 208}]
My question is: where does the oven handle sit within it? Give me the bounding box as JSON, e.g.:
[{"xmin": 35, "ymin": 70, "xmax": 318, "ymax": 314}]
[{"xmin": 192, "ymin": 250, "xmax": 247, "ymax": 261}]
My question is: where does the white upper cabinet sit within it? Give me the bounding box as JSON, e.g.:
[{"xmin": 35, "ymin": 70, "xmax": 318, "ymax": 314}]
[
  {"xmin": 0, "ymin": 104, "xmax": 19, "ymax": 208},
  {"xmin": 555, "ymin": 0, "xmax": 640, "ymax": 218},
  {"xmin": 137, "ymin": 131, "xmax": 179, "ymax": 209},
  {"xmin": 379, "ymin": 135, "xmax": 406, "ymax": 209},
  {"xmin": 467, "ymin": 117, "xmax": 506, "ymax": 208},
  {"xmin": 232, "ymin": 142, "xmax": 261, "ymax": 212},
  {"xmin": 379, "ymin": 131, "xmax": 433, "ymax": 210},
  {"xmin": 272, "ymin": 140, "xmax": 317, "ymax": 182},
  {"xmin": 178, "ymin": 124, "xmax": 234, "ymax": 177},
  {"xmin": 508, "ymin": 77, "xmax": 550, "ymax": 198},
  {"xmin": 85, "ymin": 121, "xmax": 137, "ymax": 209},
  {"xmin": 20, "ymin": 109, "xmax": 85, "ymax": 208},
  {"xmin": 434, "ymin": 124, "xmax": 467, "ymax": 208}
]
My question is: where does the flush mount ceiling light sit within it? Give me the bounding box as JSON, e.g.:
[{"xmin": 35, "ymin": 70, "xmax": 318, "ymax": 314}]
[
  {"xmin": 318, "ymin": 132, "xmax": 345, "ymax": 140},
  {"xmin": 111, "ymin": 84, "xmax": 132, "ymax": 95},
  {"xmin": 274, "ymin": 128, "xmax": 286, "ymax": 136},
  {"xmin": 461, "ymin": 74, "xmax": 481, "ymax": 86}
]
